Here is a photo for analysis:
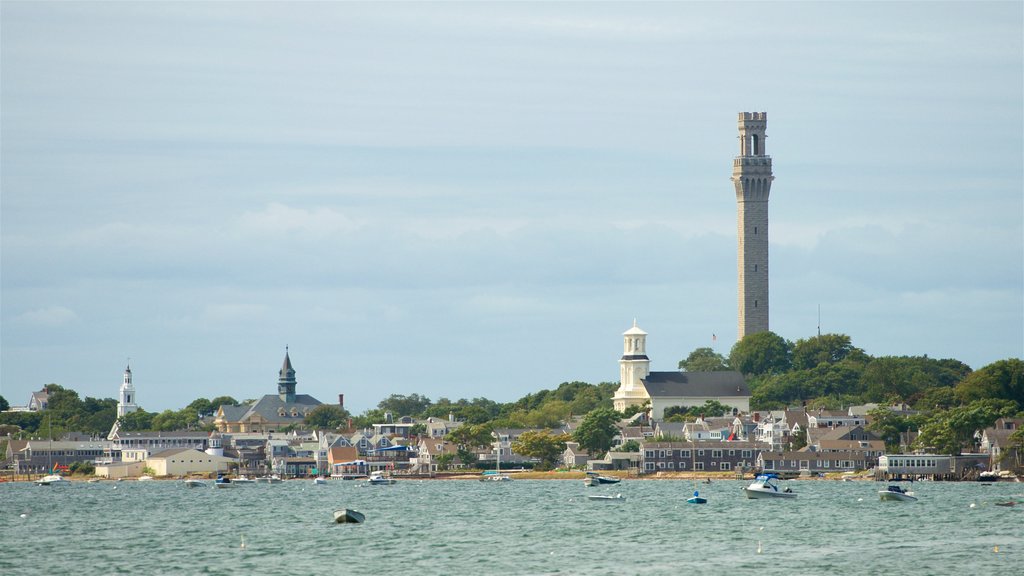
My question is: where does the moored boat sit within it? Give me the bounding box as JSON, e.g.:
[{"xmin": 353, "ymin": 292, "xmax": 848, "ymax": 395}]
[
  {"xmin": 587, "ymin": 493, "xmax": 626, "ymax": 502},
  {"xmin": 878, "ymin": 485, "xmax": 917, "ymax": 502},
  {"xmin": 183, "ymin": 479, "xmax": 206, "ymax": 488},
  {"xmin": 256, "ymin": 475, "xmax": 283, "ymax": 484},
  {"xmin": 333, "ymin": 508, "xmax": 365, "ymax": 524},
  {"xmin": 368, "ymin": 472, "xmax": 396, "ymax": 485},
  {"xmin": 35, "ymin": 474, "xmax": 70, "ymax": 486},
  {"xmin": 214, "ymin": 475, "xmax": 234, "ymax": 488},
  {"xmin": 585, "ymin": 471, "xmax": 620, "ymax": 485},
  {"xmin": 687, "ymin": 490, "xmax": 707, "ymax": 504},
  {"xmin": 313, "ymin": 476, "xmax": 328, "ymax": 485},
  {"xmin": 743, "ymin": 474, "xmax": 796, "ymax": 499},
  {"xmin": 231, "ymin": 475, "xmax": 255, "ymax": 485}
]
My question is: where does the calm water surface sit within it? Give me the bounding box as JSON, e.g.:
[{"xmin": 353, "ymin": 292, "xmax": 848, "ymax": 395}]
[{"xmin": 2, "ymin": 478, "xmax": 1022, "ymax": 575}]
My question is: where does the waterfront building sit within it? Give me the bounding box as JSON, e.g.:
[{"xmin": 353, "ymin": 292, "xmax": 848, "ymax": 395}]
[
  {"xmin": 731, "ymin": 111, "xmax": 774, "ymax": 340},
  {"xmin": 146, "ymin": 447, "xmax": 233, "ymax": 476},
  {"xmin": 611, "ymin": 321, "xmax": 751, "ymax": 417},
  {"xmin": 641, "ymin": 440, "xmax": 767, "ymax": 474}
]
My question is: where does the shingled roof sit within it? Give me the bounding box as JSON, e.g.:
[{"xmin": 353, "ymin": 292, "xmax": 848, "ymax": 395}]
[{"xmin": 641, "ymin": 371, "xmax": 750, "ymax": 398}]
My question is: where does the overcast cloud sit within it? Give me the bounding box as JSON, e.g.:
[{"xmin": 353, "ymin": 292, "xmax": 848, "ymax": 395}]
[{"xmin": 2, "ymin": 2, "xmax": 1021, "ymax": 414}]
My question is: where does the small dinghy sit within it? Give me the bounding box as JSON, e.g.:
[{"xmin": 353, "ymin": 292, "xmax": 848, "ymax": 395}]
[
  {"xmin": 687, "ymin": 490, "xmax": 707, "ymax": 504},
  {"xmin": 587, "ymin": 493, "xmax": 626, "ymax": 502},
  {"xmin": 333, "ymin": 508, "xmax": 365, "ymax": 524}
]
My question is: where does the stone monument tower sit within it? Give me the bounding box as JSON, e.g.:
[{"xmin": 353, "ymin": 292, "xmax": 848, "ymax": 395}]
[{"xmin": 731, "ymin": 112, "xmax": 773, "ymax": 339}]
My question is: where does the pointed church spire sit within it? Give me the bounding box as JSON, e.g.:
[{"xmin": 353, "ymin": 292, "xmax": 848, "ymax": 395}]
[{"xmin": 278, "ymin": 347, "xmax": 297, "ymax": 402}]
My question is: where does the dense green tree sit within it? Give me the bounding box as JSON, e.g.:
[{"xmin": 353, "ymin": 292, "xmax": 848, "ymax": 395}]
[
  {"xmin": 789, "ymin": 428, "xmax": 808, "ymax": 451},
  {"xmin": 621, "ymin": 401, "xmax": 649, "ymax": 418},
  {"xmin": 151, "ymin": 409, "xmax": 190, "ymax": 431},
  {"xmin": 378, "ymin": 393, "xmax": 432, "ymax": 417},
  {"xmin": 955, "ymin": 358, "xmax": 1024, "ymax": 409},
  {"xmin": 350, "ymin": 408, "xmax": 386, "ymax": 429},
  {"xmin": 446, "ymin": 423, "xmax": 495, "ymax": 450},
  {"xmin": 663, "ymin": 400, "xmax": 733, "ymax": 420},
  {"xmin": 915, "ymin": 399, "xmax": 1018, "ymax": 455},
  {"xmin": 511, "ymin": 430, "xmax": 571, "ymax": 470},
  {"xmin": 209, "ymin": 396, "xmax": 240, "ymax": 409},
  {"xmin": 119, "ymin": 410, "xmax": 154, "ymax": 431},
  {"xmin": 0, "ymin": 411, "xmax": 42, "ymax": 434},
  {"xmin": 0, "ymin": 395, "xmax": 8, "ymax": 411},
  {"xmin": 866, "ymin": 406, "xmax": 918, "ymax": 452},
  {"xmin": 914, "ymin": 387, "xmax": 958, "ymax": 411},
  {"xmin": 729, "ymin": 331, "xmax": 792, "ymax": 376},
  {"xmin": 573, "ymin": 408, "xmax": 621, "ymax": 455},
  {"xmin": 185, "ymin": 398, "xmax": 215, "ymax": 418},
  {"xmin": 860, "ymin": 356, "xmax": 969, "ymax": 404},
  {"xmin": 304, "ymin": 405, "xmax": 351, "ymax": 430},
  {"xmin": 678, "ymin": 347, "xmax": 729, "ymax": 372},
  {"xmin": 790, "ymin": 334, "xmax": 867, "ymax": 371}
]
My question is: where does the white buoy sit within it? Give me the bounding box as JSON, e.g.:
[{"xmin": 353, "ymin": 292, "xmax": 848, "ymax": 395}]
[
  {"xmin": 757, "ymin": 540, "xmax": 762, "ymax": 554},
  {"xmin": 240, "ymin": 535, "xmax": 246, "ymax": 549},
  {"xmin": 857, "ymin": 498, "xmax": 863, "ymax": 502},
  {"xmin": 970, "ymin": 503, "xmax": 977, "ymax": 509},
  {"xmin": 19, "ymin": 513, "xmax": 27, "ymax": 518}
]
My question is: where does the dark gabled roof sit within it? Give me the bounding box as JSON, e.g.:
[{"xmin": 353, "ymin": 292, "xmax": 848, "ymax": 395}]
[
  {"xmin": 641, "ymin": 371, "xmax": 750, "ymax": 398},
  {"xmin": 240, "ymin": 394, "xmax": 323, "ymax": 422}
]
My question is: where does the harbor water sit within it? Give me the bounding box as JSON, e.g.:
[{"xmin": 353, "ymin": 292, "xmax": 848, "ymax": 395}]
[{"xmin": 2, "ymin": 478, "xmax": 1022, "ymax": 575}]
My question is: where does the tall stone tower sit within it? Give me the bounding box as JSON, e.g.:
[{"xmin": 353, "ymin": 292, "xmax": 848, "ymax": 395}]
[
  {"xmin": 731, "ymin": 112, "xmax": 773, "ymax": 340},
  {"xmin": 117, "ymin": 363, "xmax": 138, "ymax": 418}
]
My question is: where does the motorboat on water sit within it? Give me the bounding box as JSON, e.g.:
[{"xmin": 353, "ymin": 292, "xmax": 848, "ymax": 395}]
[
  {"xmin": 687, "ymin": 490, "xmax": 707, "ymax": 504},
  {"xmin": 368, "ymin": 472, "xmax": 396, "ymax": 485},
  {"xmin": 183, "ymin": 479, "xmax": 206, "ymax": 488},
  {"xmin": 231, "ymin": 475, "xmax": 255, "ymax": 485},
  {"xmin": 878, "ymin": 485, "xmax": 917, "ymax": 502},
  {"xmin": 585, "ymin": 471, "xmax": 620, "ymax": 485},
  {"xmin": 743, "ymin": 474, "xmax": 797, "ymax": 499},
  {"xmin": 35, "ymin": 474, "xmax": 70, "ymax": 486},
  {"xmin": 312, "ymin": 476, "xmax": 328, "ymax": 485},
  {"xmin": 256, "ymin": 475, "xmax": 283, "ymax": 484},
  {"xmin": 213, "ymin": 476, "xmax": 234, "ymax": 489},
  {"xmin": 138, "ymin": 475, "xmax": 154, "ymax": 481},
  {"xmin": 333, "ymin": 508, "xmax": 365, "ymax": 524},
  {"xmin": 587, "ymin": 493, "xmax": 626, "ymax": 502}
]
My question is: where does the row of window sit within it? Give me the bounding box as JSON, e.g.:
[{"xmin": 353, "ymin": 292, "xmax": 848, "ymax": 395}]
[
  {"xmin": 764, "ymin": 460, "xmax": 859, "ymax": 469},
  {"xmin": 645, "ymin": 461, "xmax": 748, "ymax": 471},
  {"xmin": 645, "ymin": 449, "xmax": 754, "ymax": 459},
  {"xmin": 887, "ymin": 458, "xmax": 939, "ymax": 468}
]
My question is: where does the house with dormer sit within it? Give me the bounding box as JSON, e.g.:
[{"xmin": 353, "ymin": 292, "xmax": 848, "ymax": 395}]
[{"xmin": 214, "ymin": 349, "xmax": 338, "ymax": 434}]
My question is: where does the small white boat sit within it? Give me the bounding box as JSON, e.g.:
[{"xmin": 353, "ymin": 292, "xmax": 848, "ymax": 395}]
[
  {"xmin": 367, "ymin": 472, "xmax": 396, "ymax": 485},
  {"xmin": 879, "ymin": 485, "xmax": 917, "ymax": 502},
  {"xmin": 313, "ymin": 476, "xmax": 328, "ymax": 485},
  {"xmin": 333, "ymin": 508, "xmax": 365, "ymax": 524},
  {"xmin": 587, "ymin": 493, "xmax": 626, "ymax": 502},
  {"xmin": 213, "ymin": 476, "xmax": 234, "ymax": 488},
  {"xmin": 256, "ymin": 475, "xmax": 283, "ymax": 484},
  {"xmin": 138, "ymin": 475, "xmax": 154, "ymax": 481},
  {"xmin": 35, "ymin": 474, "xmax": 70, "ymax": 486},
  {"xmin": 231, "ymin": 475, "xmax": 255, "ymax": 485},
  {"xmin": 743, "ymin": 474, "xmax": 797, "ymax": 499},
  {"xmin": 183, "ymin": 479, "xmax": 206, "ymax": 488},
  {"xmin": 479, "ymin": 470, "xmax": 511, "ymax": 482}
]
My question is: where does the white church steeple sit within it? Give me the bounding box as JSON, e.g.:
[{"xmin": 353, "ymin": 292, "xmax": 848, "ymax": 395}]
[
  {"xmin": 117, "ymin": 362, "xmax": 138, "ymax": 418},
  {"xmin": 612, "ymin": 320, "xmax": 653, "ymax": 413}
]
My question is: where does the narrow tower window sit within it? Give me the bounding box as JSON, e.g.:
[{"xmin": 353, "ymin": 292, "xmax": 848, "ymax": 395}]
[{"xmin": 752, "ymin": 134, "xmax": 760, "ymax": 155}]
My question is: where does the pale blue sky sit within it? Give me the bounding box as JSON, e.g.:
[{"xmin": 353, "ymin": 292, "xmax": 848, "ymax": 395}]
[{"xmin": 2, "ymin": 1, "xmax": 1021, "ymax": 414}]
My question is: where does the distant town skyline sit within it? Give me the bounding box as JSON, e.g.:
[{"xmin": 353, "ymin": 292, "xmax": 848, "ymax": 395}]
[{"xmin": 2, "ymin": 2, "xmax": 1021, "ymax": 414}]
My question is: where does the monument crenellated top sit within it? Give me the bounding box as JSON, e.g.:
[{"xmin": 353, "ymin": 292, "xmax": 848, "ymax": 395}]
[{"xmin": 738, "ymin": 111, "xmax": 767, "ymax": 121}]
